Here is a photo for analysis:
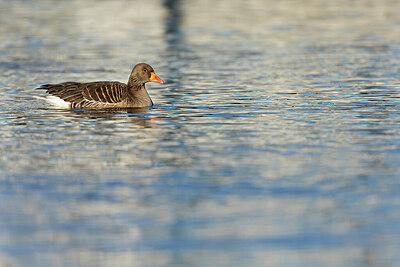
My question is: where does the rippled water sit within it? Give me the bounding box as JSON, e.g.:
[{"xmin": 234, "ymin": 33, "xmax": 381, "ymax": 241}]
[{"xmin": 1, "ymin": 0, "xmax": 400, "ymax": 266}]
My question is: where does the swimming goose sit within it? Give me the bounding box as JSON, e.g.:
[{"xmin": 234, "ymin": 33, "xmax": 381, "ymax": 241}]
[{"xmin": 37, "ymin": 63, "xmax": 164, "ymax": 109}]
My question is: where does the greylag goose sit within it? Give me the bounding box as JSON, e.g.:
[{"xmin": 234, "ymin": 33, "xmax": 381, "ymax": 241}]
[{"xmin": 37, "ymin": 63, "xmax": 164, "ymax": 109}]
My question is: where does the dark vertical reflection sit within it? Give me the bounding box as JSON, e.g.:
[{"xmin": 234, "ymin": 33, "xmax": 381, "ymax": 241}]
[
  {"xmin": 163, "ymin": 3, "xmax": 195, "ymax": 266},
  {"xmin": 164, "ymin": 0, "xmax": 182, "ymax": 46},
  {"xmin": 162, "ymin": 0, "xmax": 185, "ymax": 103}
]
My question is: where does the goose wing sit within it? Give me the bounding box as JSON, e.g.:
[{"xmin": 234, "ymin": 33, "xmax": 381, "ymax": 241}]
[
  {"xmin": 81, "ymin": 82, "xmax": 127, "ymax": 104},
  {"xmin": 38, "ymin": 81, "xmax": 127, "ymax": 107}
]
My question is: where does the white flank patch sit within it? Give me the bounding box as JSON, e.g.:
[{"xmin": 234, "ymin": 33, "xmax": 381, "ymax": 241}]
[{"xmin": 37, "ymin": 95, "xmax": 71, "ymax": 109}]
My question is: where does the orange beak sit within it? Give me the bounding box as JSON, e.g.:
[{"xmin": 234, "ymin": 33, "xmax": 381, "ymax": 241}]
[{"xmin": 149, "ymin": 72, "xmax": 164, "ymax": 83}]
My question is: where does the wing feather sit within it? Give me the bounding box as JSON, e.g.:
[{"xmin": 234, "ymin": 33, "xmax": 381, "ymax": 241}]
[
  {"xmin": 82, "ymin": 82, "xmax": 127, "ymax": 104},
  {"xmin": 38, "ymin": 81, "xmax": 128, "ymax": 108}
]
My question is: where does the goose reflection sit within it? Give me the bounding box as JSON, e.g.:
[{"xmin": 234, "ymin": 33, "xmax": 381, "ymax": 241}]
[{"xmin": 52, "ymin": 107, "xmax": 161, "ymax": 128}]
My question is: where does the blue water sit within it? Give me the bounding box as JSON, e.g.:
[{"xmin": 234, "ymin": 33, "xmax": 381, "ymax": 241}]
[{"xmin": 1, "ymin": 0, "xmax": 400, "ymax": 266}]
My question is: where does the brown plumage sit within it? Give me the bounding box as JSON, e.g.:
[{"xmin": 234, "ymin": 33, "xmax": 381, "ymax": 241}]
[{"xmin": 37, "ymin": 63, "xmax": 164, "ymax": 109}]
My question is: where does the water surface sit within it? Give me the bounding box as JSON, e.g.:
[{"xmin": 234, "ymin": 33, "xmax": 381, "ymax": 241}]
[{"xmin": 1, "ymin": 0, "xmax": 400, "ymax": 266}]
